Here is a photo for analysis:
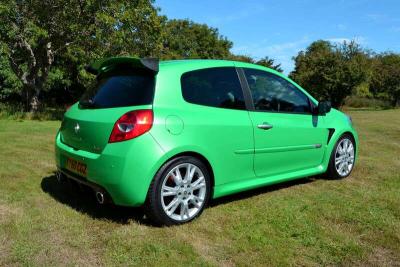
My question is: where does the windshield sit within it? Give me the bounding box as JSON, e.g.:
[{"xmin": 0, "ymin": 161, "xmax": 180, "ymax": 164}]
[{"xmin": 79, "ymin": 69, "xmax": 155, "ymax": 109}]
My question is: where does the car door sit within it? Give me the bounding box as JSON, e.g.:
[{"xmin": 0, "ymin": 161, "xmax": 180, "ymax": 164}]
[
  {"xmin": 240, "ymin": 68, "xmax": 328, "ymax": 177},
  {"xmin": 178, "ymin": 66, "xmax": 255, "ymax": 185},
  {"xmin": 151, "ymin": 66, "xmax": 256, "ymax": 188}
]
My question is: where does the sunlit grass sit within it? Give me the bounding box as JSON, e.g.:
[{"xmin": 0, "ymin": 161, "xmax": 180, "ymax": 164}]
[{"xmin": 0, "ymin": 109, "xmax": 399, "ymax": 266}]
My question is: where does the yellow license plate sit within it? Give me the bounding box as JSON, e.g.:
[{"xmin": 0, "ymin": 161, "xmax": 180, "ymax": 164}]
[{"xmin": 66, "ymin": 158, "xmax": 87, "ymax": 177}]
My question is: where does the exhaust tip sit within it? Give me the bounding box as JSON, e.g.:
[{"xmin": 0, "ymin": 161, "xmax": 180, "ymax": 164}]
[{"xmin": 95, "ymin": 191, "xmax": 105, "ymax": 204}]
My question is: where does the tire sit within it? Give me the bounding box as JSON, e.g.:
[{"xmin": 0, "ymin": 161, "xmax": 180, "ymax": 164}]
[
  {"xmin": 326, "ymin": 134, "xmax": 356, "ymax": 179},
  {"xmin": 145, "ymin": 156, "xmax": 211, "ymax": 226}
]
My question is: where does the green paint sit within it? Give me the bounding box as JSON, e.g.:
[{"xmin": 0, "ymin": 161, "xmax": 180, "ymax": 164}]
[{"xmin": 55, "ymin": 58, "xmax": 359, "ymax": 206}]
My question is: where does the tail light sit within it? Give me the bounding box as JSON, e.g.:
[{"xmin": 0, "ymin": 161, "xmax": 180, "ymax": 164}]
[{"xmin": 108, "ymin": 110, "xmax": 153, "ymax": 143}]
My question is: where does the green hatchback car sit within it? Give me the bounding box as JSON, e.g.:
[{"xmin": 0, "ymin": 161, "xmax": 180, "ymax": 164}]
[{"xmin": 55, "ymin": 57, "xmax": 358, "ymax": 225}]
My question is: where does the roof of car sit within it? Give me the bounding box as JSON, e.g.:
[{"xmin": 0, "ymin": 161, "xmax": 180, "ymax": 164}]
[
  {"xmin": 86, "ymin": 56, "xmax": 279, "ymax": 76},
  {"xmin": 159, "ymin": 59, "xmax": 258, "ymax": 67},
  {"xmin": 159, "ymin": 58, "xmax": 277, "ymax": 73},
  {"xmin": 160, "ymin": 59, "xmax": 234, "ymax": 65}
]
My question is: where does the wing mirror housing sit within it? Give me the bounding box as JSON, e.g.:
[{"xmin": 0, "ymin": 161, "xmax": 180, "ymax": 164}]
[{"xmin": 314, "ymin": 101, "xmax": 331, "ymax": 115}]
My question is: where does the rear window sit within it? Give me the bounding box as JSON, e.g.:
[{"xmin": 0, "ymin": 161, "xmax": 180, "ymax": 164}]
[
  {"xmin": 79, "ymin": 69, "xmax": 155, "ymax": 109},
  {"xmin": 181, "ymin": 67, "xmax": 246, "ymax": 110}
]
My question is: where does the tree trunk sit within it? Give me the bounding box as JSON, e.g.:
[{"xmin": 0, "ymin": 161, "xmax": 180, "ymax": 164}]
[
  {"xmin": 22, "ymin": 85, "xmax": 41, "ymax": 112},
  {"xmin": 7, "ymin": 39, "xmax": 53, "ymax": 113},
  {"xmin": 30, "ymin": 94, "xmax": 41, "ymax": 113},
  {"xmin": 392, "ymin": 98, "xmax": 399, "ymax": 107}
]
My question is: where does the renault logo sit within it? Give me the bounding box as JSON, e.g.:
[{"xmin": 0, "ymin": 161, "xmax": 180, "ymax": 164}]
[{"xmin": 74, "ymin": 123, "xmax": 80, "ymax": 134}]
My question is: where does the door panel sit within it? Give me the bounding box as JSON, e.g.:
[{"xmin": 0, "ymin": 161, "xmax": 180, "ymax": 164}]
[
  {"xmin": 240, "ymin": 67, "xmax": 328, "ymax": 177},
  {"xmin": 152, "ymin": 66, "xmax": 256, "ymax": 186},
  {"xmin": 249, "ymin": 112, "xmax": 327, "ymax": 177}
]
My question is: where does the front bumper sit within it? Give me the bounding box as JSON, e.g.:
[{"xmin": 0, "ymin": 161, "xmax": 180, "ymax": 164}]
[{"xmin": 54, "ymin": 132, "xmax": 164, "ymax": 206}]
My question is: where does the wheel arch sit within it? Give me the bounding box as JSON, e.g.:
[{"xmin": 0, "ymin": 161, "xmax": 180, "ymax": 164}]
[
  {"xmin": 321, "ymin": 128, "xmax": 359, "ymax": 171},
  {"xmin": 334, "ymin": 131, "xmax": 357, "ymax": 153},
  {"xmin": 167, "ymin": 151, "xmax": 215, "ymax": 189},
  {"xmin": 342, "ymin": 131, "xmax": 356, "ymax": 143}
]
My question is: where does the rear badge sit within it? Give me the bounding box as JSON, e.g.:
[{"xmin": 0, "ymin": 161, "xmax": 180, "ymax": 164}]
[{"xmin": 74, "ymin": 123, "xmax": 80, "ymax": 134}]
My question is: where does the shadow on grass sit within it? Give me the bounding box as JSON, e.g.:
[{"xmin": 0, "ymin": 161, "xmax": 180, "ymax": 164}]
[
  {"xmin": 41, "ymin": 172, "xmax": 318, "ymax": 225},
  {"xmin": 40, "ymin": 173, "xmax": 149, "ymax": 225},
  {"xmin": 210, "ymin": 177, "xmax": 316, "ymax": 207}
]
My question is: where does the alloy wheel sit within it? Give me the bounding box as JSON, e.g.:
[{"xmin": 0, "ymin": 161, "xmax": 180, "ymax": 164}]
[
  {"xmin": 334, "ymin": 138, "xmax": 355, "ymax": 177},
  {"xmin": 160, "ymin": 163, "xmax": 207, "ymax": 221}
]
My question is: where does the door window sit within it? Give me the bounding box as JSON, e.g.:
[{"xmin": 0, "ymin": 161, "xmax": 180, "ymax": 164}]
[
  {"xmin": 243, "ymin": 69, "xmax": 311, "ymax": 113},
  {"xmin": 181, "ymin": 67, "xmax": 246, "ymax": 110}
]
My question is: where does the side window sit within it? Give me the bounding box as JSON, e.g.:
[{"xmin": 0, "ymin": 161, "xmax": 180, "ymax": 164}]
[
  {"xmin": 181, "ymin": 67, "xmax": 246, "ymax": 110},
  {"xmin": 243, "ymin": 68, "xmax": 311, "ymax": 113}
]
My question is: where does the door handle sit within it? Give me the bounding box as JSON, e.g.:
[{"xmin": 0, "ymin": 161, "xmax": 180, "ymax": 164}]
[{"xmin": 257, "ymin": 123, "xmax": 273, "ymax": 130}]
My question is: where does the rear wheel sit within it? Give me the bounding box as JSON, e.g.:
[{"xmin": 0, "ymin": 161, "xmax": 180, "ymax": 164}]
[
  {"xmin": 326, "ymin": 134, "xmax": 355, "ymax": 179},
  {"xmin": 145, "ymin": 156, "xmax": 211, "ymax": 226}
]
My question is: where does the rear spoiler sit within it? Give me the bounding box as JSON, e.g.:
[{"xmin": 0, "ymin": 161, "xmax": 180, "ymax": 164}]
[{"xmin": 85, "ymin": 57, "xmax": 159, "ymax": 75}]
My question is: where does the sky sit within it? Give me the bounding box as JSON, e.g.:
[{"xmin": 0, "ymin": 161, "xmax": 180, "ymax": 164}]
[{"xmin": 155, "ymin": 0, "xmax": 400, "ymax": 73}]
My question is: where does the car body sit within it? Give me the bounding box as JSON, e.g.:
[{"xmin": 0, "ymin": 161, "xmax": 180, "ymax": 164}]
[{"xmin": 55, "ymin": 57, "xmax": 358, "ymax": 225}]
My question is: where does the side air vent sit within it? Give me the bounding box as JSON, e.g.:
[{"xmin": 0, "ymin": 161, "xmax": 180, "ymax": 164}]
[{"xmin": 327, "ymin": 128, "xmax": 335, "ymax": 144}]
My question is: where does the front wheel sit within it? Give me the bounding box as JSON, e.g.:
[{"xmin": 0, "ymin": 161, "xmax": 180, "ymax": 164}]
[
  {"xmin": 145, "ymin": 156, "xmax": 211, "ymax": 226},
  {"xmin": 326, "ymin": 134, "xmax": 356, "ymax": 179}
]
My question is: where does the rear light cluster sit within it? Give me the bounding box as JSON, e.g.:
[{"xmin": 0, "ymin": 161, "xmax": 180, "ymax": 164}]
[{"xmin": 108, "ymin": 109, "xmax": 153, "ymax": 143}]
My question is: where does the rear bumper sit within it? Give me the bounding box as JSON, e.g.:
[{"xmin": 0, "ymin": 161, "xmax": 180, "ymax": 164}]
[
  {"xmin": 55, "ymin": 131, "xmax": 164, "ymax": 206},
  {"xmin": 58, "ymin": 168, "xmax": 114, "ymax": 203}
]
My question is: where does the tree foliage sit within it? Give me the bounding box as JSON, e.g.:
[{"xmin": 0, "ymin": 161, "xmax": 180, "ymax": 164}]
[
  {"xmin": 0, "ymin": 0, "xmax": 163, "ymax": 111},
  {"xmin": 290, "ymin": 40, "xmax": 371, "ymax": 108},
  {"xmin": 161, "ymin": 19, "xmax": 232, "ymax": 59},
  {"xmin": 0, "ymin": 0, "xmax": 399, "ymax": 111},
  {"xmin": 230, "ymin": 55, "xmax": 283, "ymax": 72},
  {"xmin": 370, "ymin": 53, "xmax": 400, "ymax": 106}
]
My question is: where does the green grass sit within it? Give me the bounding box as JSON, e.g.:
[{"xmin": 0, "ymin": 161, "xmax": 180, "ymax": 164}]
[{"xmin": 0, "ymin": 110, "xmax": 399, "ymax": 266}]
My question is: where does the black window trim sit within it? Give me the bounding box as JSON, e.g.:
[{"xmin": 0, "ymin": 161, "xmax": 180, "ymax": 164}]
[
  {"xmin": 237, "ymin": 67, "xmax": 315, "ymax": 115},
  {"xmin": 180, "ymin": 66, "xmax": 250, "ymax": 111}
]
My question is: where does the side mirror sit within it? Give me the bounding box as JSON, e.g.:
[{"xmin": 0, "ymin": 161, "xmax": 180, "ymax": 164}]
[{"xmin": 315, "ymin": 101, "xmax": 331, "ymax": 115}]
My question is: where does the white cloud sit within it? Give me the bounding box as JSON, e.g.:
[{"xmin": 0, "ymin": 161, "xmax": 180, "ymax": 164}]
[
  {"xmin": 337, "ymin": 24, "xmax": 347, "ymax": 30},
  {"xmin": 389, "ymin": 26, "xmax": 400, "ymax": 33},
  {"xmin": 366, "ymin": 13, "xmax": 385, "ymax": 22},
  {"xmin": 231, "ymin": 35, "xmax": 369, "ymax": 74},
  {"xmin": 231, "ymin": 36, "xmax": 311, "ymax": 74},
  {"xmin": 326, "ymin": 36, "xmax": 367, "ymax": 45},
  {"xmin": 366, "ymin": 13, "xmax": 400, "ymax": 23},
  {"xmin": 207, "ymin": 6, "xmax": 266, "ymax": 25},
  {"xmin": 326, "ymin": 37, "xmax": 351, "ymax": 43}
]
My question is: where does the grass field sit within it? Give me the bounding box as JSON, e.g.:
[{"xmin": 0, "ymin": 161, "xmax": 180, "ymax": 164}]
[{"xmin": 0, "ymin": 109, "xmax": 399, "ymax": 266}]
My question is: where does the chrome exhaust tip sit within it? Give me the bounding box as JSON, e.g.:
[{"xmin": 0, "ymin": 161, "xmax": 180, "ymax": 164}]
[{"xmin": 95, "ymin": 191, "xmax": 105, "ymax": 204}]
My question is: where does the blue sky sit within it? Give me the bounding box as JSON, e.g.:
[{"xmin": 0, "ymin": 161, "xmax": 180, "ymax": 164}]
[{"xmin": 155, "ymin": 0, "xmax": 400, "ymax": 73}]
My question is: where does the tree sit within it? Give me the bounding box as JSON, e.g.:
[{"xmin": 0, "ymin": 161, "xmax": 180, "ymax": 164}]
[
  {"xmin": 0, "ymin": 50, "xmax": 22, "ymax": 102},
  {"xmin": 161, "ymin": 19, "xmax": 232, "ymax": 59},
  {"xmin": 229, "ymin": 54, "xmax": 283, "ymax": 72},
  {"xmin": 160, "ymin": 20, "xmax": 284, "ymax": 69},
  {"xmin": 0, "ymin": 1, "xmax": 287, "ymax": 111},
  {"xmin": 255, "ymin": 56, "xmax": 283, "ymax": 72},
  {"xmin": 290, "ymin": 40, "xmax": 370, "ymax": 107},
  {"xmin": 370, "ymin": 53, "xmax": 400, "ymax": 106},
  {"xmin": 0, "ymin": 0, "xmax": 163, "ymax": 112}
]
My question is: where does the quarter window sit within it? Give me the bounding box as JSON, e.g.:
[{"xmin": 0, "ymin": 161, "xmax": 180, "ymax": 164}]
[
  {"xmin": 243, "ymin": 68, "xmax": 311, "ymax": 113},
  {"xmin": 181, "ymin": 67, "xmax": 246, "ymax": 110}
]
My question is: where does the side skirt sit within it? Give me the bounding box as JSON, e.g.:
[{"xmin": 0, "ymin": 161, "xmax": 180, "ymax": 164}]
[{"xmin": 212, "ymin": 165, "xmax": 325, "ymax": 199}]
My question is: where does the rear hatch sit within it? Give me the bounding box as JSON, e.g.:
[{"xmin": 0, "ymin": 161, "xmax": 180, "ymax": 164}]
[{"xmin": 60, "ymin": 57, "xmax": 158, "ymax": 153}]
